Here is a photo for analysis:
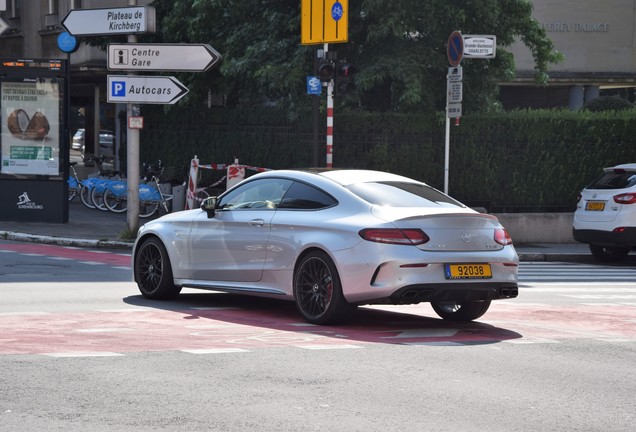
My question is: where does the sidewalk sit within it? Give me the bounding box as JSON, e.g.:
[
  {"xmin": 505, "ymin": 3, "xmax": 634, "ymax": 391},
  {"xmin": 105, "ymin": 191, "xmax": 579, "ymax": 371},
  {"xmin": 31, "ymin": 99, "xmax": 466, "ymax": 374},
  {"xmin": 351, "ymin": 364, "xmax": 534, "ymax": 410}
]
[{"xmin": 0, "ymin": 199, "xmax": 594, "ymax": 261}]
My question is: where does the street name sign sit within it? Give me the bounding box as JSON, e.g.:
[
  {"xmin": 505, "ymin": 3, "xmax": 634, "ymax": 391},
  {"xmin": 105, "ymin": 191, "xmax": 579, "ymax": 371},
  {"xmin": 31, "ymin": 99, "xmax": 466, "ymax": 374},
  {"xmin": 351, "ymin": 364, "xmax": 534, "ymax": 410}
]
[
  {"xmin": 62, "ymin": 6, "xmax": 156, "ymax": 36},
  {"xmin": 463, "ymin": 35, "xmax": 496, "ymax": 58},
  {"xmin": 107, "ymin": 43, "xmax": 222, "ymax": 72},
  {"xmin": 107, "ymin": 75, "xmax": 189, "ymax": 105},
  {"xmin": 301, "ymin": 0, "xmax": 348, "ymax": 44}
]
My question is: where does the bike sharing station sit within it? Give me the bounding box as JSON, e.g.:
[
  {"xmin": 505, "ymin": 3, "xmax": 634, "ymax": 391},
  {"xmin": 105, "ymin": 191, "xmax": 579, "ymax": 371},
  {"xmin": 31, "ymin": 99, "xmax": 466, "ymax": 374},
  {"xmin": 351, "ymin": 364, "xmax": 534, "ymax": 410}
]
[{"xmin": 0, "ymin": 59, "xmax": 70, "ymax": 223}]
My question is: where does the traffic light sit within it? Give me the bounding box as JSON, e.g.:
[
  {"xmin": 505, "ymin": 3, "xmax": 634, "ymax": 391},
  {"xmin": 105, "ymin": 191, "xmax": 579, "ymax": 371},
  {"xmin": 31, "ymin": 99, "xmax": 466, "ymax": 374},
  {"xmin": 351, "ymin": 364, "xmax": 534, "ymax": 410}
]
[
  {"xmin": 318, "ymin": 60, "xmax": 335, "ymax": 83},
  {"xmin": 336, "ymin": 62, "xmax": 355, "ymax": 94}
]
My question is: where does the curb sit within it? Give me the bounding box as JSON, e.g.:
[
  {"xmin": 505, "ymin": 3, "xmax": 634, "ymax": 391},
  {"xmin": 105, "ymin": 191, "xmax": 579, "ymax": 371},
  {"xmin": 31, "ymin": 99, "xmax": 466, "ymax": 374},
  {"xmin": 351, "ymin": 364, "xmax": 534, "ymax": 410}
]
[
  {"xmin": 2, "ymin": 230, "xmax": 594, "ymax": 262},
  {"xmin": 1, "ymin": 231, "xmax": 134, "ymax": 250}
]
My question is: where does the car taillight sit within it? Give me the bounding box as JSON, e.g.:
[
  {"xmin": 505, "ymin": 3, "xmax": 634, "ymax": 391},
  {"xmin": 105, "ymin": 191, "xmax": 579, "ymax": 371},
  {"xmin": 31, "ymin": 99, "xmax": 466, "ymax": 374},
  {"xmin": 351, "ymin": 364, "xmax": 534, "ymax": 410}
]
[
  {"xmin": 614, "ymin": 193, "xmax": 636, "ymax": 204},
  {"xmin": 359, "ymin": 228, "xmax": 429, "ymax": 245},
  {"xmin": 494, "ymin": 228, "xmax": 513, "ymax": 246},
  {"xmin": 576, "ymin": 192, "xmax": 582, "ymax": 203}
]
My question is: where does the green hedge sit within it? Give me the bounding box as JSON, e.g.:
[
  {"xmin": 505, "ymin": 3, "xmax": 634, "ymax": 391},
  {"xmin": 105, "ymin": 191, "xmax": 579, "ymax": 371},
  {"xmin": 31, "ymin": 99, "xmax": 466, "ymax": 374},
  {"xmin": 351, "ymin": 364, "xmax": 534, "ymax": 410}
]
[{"xmin": 139, "ymin": 106, "xmax": 636, "ymax": 212}]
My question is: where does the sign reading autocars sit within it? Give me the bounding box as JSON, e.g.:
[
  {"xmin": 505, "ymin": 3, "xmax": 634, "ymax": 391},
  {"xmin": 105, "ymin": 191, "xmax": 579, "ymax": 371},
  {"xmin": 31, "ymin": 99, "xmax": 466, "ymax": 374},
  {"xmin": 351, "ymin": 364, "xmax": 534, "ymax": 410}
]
[
  {"xmin": 61, "ymin": 6, "xmax": 156, "ymax": 36},
  {"xmin": 107, "ymin": 75, "xmax": 188, "ymax": 105},
  {"xmin": 107, "ymin": 43, "xmax": 222, "ymax": 72}
]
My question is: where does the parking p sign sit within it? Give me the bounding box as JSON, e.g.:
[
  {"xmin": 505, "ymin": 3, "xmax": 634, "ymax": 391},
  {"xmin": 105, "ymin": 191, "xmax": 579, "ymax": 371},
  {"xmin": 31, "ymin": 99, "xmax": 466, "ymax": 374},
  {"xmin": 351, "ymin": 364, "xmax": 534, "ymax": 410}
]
[
  {"xmin": 107, "ymin": 75, "xmax": 189, "ymax": 104},
  {"xmin": 111, "ymin": 80, "xmax": 126, "ymax": 97}
]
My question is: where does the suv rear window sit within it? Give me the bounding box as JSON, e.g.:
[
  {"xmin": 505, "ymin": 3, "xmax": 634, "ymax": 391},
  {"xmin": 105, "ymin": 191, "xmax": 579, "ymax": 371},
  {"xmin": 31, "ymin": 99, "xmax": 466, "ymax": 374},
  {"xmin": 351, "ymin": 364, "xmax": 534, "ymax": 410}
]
[
  {"xmin": 587, "ymin": 171, "xmax": 636, "ymax": 190},
  {"xmin": 347, "ymin": 181, "xmax": 465, "ymax": 208}
]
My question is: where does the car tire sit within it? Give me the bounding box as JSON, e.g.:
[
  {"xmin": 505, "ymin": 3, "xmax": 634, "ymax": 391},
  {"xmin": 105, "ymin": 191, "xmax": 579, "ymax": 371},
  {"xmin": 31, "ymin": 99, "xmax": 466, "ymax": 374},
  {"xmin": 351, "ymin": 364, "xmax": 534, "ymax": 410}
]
[
  {"xmin": 589, "ymin": 245, "xmax": 630, "ymax": 263},
  {"xmin": 293, "ymin": 250, "xmax": 355, "ymax": 325},
  {"xmin": 134, "ymin": 237, "xmax": 181, "ymax": 300},
  {"xmin": 431, "ymin": 300, "xmax": 491, "ymax": 321}
]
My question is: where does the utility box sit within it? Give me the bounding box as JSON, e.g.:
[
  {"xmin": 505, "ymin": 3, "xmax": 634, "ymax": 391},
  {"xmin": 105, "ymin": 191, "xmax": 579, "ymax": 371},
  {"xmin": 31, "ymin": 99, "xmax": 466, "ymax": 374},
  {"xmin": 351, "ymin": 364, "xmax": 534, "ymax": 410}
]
[{"xmin": 171, "ymin": 184, "xmax": 185, "ymax": 212}]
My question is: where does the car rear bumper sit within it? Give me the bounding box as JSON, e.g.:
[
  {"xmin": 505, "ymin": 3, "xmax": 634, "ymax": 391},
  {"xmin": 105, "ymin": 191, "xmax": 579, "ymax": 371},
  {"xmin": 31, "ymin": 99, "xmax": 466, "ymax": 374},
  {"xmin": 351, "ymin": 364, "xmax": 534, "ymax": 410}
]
[
  {"xmin": 572, "ymin": 228, "xmax": 636, "ymax": 247},
  {"xmin": 385, "ymin": 282, "xmax": 518, "ymax": 305}
]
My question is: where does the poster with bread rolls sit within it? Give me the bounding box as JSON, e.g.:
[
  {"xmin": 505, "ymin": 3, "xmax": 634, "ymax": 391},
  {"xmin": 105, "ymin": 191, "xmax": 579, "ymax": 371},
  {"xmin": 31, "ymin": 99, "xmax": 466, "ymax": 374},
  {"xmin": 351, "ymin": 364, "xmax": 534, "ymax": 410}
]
[{"xmin": 1, "ymin": 79, "xmax": 60, "ymax": 176}]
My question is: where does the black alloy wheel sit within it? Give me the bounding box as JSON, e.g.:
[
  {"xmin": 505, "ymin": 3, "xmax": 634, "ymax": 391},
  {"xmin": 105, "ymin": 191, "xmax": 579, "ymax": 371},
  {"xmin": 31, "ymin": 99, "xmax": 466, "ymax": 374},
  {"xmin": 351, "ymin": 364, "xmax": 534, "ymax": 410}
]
[
  {"xmin": 431, "ymin": 300, "xmax": 491, "ymax": 321},
  {"xmin": 134, "ymin": 237, "xmax": 181, "ymax": 299},
  {"xmin": 589, "ymin": 245, "xmax": 630, "ymax": 263},
  {"xmin": 293, "ymin": 251, "xmax": 354, "ymax": 325}
]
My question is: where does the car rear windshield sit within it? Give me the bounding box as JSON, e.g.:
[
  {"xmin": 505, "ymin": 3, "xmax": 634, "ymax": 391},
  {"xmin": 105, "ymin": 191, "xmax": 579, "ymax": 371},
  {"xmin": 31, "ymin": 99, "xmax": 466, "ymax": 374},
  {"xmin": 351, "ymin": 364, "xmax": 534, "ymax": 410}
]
[
  {"xmin": 587, "ymin": 171, "xmax": 636, "ymax": 189},
  {"xmin": 346, "ymin": 181, "xmax": 465, "ymax": 208}
]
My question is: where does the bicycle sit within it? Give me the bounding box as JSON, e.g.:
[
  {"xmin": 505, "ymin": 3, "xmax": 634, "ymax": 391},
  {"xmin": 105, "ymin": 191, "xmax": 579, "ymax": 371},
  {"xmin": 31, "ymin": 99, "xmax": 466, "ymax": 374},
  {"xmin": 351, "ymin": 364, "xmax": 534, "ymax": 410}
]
[
  {"xmin": 102, "ymin": 161, "xmax": 174, "ymax": 218},
  {"xmin": 79, "ymin": 156, "xmax": 122, "ymax": 210},
  {"xmin": 67, "ymin": 162, "xmax": 83, "ymax": 202}
]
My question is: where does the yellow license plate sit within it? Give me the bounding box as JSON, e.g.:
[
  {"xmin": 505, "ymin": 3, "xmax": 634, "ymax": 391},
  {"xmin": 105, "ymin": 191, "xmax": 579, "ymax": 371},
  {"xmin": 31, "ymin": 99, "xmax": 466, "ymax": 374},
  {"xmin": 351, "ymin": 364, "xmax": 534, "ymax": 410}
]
[
  {"xmin": 444, "ymin": 264, "xmax": 492, "ymax": 280},
  {"xmin": 585, "ymin": 201, "xmax": 605, "ymax": 211}
]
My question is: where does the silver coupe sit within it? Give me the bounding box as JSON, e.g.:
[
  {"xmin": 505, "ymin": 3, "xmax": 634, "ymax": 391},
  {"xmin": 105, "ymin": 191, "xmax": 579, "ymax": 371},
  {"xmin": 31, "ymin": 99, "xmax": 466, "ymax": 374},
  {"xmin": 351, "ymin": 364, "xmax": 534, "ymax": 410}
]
[{"xmin": 132, "ymin": 169, "xmax": 519, "ymax": 324}]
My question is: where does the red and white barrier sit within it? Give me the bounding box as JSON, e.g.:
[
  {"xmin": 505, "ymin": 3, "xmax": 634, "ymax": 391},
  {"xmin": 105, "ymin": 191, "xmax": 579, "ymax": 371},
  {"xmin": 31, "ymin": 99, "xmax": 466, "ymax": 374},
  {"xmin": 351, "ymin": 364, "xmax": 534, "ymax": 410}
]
[{"xmin": 185, "ymin": 157, "xmax": 271, "ymax": 209}]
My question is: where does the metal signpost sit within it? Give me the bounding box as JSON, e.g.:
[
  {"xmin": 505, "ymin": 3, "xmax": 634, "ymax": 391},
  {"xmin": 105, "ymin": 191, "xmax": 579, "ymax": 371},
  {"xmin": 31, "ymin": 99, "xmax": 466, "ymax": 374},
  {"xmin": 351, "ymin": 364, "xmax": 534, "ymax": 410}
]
[{"xmin": 444, "ymin": 32, "xmax": 496, "ymax": 194}]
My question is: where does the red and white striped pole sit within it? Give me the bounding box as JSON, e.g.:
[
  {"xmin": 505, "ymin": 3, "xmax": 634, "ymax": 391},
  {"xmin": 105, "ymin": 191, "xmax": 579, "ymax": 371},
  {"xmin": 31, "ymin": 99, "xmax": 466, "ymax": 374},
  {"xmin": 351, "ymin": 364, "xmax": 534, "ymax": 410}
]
[
  {"xmin": 324, "ymin": 43, "xmax": 334, "ymax": 168},
  {"xmin": 326, "ymin": 79, "xmax": 334, "ymax": 168}
]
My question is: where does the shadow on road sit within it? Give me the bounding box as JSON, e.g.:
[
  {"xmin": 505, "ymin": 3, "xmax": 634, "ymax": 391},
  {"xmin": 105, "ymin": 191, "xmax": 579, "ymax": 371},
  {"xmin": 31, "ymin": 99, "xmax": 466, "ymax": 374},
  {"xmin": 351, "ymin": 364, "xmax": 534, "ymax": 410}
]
[{"xmin": 123, "ymin": 292, "xmax": 522, "ymax": 347}]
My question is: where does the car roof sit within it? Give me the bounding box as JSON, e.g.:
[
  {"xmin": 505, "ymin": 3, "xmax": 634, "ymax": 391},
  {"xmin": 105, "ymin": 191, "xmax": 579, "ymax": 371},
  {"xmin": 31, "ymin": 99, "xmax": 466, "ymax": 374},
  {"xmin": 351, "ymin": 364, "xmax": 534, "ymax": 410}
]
[
  {"xmin": 604, "ymin": 163, "xmax": 636, "ymax": 172},
  {"xmin": 264, "ymin": 169, "xmax": 425, "ymax": 186}
]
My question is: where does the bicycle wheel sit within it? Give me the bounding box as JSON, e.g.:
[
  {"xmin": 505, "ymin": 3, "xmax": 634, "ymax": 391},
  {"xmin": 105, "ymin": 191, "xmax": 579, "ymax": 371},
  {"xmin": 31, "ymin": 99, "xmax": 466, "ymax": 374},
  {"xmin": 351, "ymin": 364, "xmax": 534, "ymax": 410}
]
[
  {"xmin": 103, "ymin": 188, "xmax": 128, "ymax": 213},
  {"xmin": 80, "ymin": 185, "xmax": 95, "ymax": 209},
  {"xmin": 139, "ymin": 200, "xmax": 160, "ymax": 218},
  {"xmin": 91, "ymin": 184, "xmax": 108, "ymax": 211},
  {"xmin": 68, "ymin": 184, "xmax": 81, "ymax": 201}
]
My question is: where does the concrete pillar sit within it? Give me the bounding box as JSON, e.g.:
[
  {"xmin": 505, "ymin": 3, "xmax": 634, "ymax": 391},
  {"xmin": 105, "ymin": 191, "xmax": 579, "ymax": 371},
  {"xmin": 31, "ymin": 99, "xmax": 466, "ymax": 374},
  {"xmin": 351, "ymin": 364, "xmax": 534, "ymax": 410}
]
[{"xmin": 568, "ymin": 85, "xmax": 585, "ymax": 110}]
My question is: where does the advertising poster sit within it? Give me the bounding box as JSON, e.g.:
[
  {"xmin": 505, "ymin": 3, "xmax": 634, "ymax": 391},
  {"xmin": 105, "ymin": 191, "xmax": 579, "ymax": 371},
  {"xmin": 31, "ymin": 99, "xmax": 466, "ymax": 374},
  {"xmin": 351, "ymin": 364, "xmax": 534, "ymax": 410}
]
[{"xmin": 1, "ymin": 79, "xmax": 60, "ymax": 176}]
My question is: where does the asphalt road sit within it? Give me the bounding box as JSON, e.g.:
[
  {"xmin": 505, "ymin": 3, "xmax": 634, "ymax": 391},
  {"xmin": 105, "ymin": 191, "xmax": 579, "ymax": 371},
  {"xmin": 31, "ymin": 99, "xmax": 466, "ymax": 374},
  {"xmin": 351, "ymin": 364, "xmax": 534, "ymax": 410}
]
[{"xmin": 1, "ymin": 240, "xmax": 634, "ymax": 431}]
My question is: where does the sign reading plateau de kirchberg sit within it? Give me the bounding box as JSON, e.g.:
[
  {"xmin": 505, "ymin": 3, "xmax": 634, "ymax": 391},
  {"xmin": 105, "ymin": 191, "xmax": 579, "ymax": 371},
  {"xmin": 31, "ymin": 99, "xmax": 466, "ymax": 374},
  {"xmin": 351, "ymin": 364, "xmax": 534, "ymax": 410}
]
[{"xmin": 62, "ymin": 6, "xmax": 156, "ymax": 36}]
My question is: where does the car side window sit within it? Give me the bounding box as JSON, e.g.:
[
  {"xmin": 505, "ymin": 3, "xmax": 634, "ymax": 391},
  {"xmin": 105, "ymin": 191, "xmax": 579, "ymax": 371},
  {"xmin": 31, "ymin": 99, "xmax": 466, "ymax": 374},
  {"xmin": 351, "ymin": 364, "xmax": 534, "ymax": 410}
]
[
  {"xmin": 278, "ymin": 181, "xmax": 337, "ymax": 209},
  {"xmin": 217, "ymin": 178, "xmax": 292, "ymax": 210}
]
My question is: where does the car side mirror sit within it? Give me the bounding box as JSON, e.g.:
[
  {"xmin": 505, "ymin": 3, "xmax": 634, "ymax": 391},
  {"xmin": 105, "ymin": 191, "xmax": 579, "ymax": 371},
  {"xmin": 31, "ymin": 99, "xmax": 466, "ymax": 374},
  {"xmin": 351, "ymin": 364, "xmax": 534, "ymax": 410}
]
[{"xmin": 201, "ymin": 196, "xmax": 217, "ymax": 218}]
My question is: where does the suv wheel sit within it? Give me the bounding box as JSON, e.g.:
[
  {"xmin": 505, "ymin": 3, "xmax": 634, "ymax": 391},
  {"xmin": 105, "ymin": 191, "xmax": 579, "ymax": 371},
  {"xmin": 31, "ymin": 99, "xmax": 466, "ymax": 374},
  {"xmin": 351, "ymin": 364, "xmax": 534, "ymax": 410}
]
[{"xmin": 589, "ymin": 245, "xmax": 630, "ymax": 262}]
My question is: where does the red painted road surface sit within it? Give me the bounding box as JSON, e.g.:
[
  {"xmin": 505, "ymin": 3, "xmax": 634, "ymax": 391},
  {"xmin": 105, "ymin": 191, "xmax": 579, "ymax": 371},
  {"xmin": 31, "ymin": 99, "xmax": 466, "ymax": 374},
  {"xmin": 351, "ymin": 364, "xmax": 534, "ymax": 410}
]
[
  {"xmin": 1, "ymin": 242, "xmax": 634, "ymax": 356},
  {"xmin": 0, "ymin": 242, "xmax": 131, "ymax": 267}
]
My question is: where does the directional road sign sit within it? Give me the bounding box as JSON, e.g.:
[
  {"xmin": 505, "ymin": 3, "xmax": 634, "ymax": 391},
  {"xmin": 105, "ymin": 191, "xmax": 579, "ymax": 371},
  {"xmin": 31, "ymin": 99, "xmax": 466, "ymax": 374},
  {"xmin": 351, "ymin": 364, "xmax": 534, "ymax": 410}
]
[
  {"xmin": 107, "ymin": 43, "xmax": 222, "ymax": 72},
  {"xmin": 62, "ymin": 6, "xmax": 155, "ymax": 36},
  {"xmin": 0, "ymin": 17, "xmax": 9, "ymax": 36},
  {"xmin": 463, "ymin": 35, "xmax": 497, "ymax": 58},
  {"xmin": 107, "ymin": 75, "xmax": 188, "ymax": 105}
]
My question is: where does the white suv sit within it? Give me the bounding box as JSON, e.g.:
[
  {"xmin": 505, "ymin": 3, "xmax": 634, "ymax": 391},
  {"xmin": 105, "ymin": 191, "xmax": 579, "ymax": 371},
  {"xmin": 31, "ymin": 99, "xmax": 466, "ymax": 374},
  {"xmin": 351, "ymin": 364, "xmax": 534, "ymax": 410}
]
[{"xmin": 573, "ymin": 163, "xmax": 636, "ymax": 262}]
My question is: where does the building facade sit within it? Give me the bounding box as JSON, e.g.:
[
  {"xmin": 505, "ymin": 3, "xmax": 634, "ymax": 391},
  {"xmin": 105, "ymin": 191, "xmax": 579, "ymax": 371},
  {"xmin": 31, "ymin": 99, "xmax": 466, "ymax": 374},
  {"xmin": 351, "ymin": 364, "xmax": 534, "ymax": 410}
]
[{"xmin": 504, "ymin": 0, "xmax": 636, "ymax": 109}]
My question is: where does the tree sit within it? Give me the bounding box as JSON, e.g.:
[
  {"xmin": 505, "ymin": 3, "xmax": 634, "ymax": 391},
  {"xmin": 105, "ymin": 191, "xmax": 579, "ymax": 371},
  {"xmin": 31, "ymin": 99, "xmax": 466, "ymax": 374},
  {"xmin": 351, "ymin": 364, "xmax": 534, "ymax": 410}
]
[{"xmin": 144, "ymin": 0, "xmax": 561, "ymax": 113}]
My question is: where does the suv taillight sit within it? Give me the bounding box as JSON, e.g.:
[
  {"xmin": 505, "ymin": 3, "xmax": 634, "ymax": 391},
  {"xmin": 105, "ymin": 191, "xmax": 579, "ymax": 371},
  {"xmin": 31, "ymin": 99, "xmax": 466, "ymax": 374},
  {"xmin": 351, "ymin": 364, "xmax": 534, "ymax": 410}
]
[{"xmin": 613, "ymin": 193, "xmax": 636, "ymax": 204}]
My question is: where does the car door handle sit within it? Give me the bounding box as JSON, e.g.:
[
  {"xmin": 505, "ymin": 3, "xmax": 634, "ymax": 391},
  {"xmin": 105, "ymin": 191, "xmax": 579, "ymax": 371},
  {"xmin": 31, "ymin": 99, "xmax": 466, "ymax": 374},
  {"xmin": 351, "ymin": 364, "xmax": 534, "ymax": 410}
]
[{"xmin": 249, "ymin": 219, "xmax": 265, "ymax": 227}]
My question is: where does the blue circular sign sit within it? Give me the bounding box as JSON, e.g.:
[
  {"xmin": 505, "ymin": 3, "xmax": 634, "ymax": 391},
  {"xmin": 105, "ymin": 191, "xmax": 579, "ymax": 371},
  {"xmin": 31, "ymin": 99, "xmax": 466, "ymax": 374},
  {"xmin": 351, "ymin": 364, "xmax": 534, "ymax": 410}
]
[
  {"xmin": 447, "ymin": 31, "xmax": 463, "ymax": 66},
  {"xmin": 57, "ymin": 31, "xmax": 79, "ymax": 54},
  {"xmin": 331, "ymin": 1, "xmax": 344, "ymax": 21}
]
